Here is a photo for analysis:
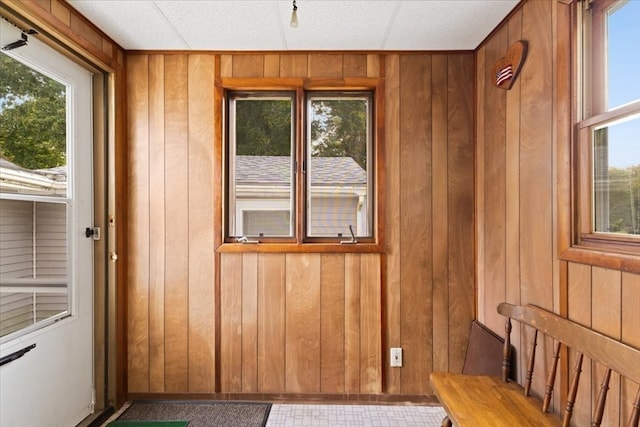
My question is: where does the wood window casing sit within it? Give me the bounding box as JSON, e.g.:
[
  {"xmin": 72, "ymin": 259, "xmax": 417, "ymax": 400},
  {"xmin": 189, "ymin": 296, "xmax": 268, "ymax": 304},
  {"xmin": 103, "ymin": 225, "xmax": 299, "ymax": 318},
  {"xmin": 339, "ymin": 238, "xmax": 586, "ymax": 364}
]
[
  {"xmin": 215, "ymin": 77, "xmax": 385, "ymax": 254},
  {"xmin": 561, "ymin": 0, "xmax": 640, "ymax": 273}
]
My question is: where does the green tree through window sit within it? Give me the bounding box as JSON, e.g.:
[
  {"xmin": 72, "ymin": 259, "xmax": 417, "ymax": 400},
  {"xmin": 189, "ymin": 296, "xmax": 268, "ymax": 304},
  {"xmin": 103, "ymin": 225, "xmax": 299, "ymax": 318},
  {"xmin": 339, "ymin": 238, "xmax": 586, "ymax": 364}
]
[{"xmin": 0, "ymin": 54, "xmax": 66, "ymax": 170}]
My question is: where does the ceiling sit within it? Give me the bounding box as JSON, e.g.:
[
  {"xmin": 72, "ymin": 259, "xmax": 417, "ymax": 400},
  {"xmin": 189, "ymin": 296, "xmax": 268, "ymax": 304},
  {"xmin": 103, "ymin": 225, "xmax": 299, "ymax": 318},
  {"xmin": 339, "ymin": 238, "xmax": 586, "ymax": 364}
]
[{"xmin": 67, "ymin": 1, "xmax": 519, "ymax": 51}]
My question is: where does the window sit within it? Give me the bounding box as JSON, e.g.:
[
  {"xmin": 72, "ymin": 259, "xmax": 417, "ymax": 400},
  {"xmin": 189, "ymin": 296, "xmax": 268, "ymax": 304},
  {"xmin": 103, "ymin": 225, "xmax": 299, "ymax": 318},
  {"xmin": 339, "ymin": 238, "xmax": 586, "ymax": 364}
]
[
  {"xmin": 224, "ymin": 83, "xmax": 378, "ymax": 246},
  {"xmin": 576, "ymin": 0, "xmax": 640, "ymax": 254}
]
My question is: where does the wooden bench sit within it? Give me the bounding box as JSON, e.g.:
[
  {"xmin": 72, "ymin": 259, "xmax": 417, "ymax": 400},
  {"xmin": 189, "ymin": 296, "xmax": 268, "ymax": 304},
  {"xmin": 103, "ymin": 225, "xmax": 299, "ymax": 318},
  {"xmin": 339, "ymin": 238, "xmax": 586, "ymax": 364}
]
[{"xmin": 430, "ymin": 303, "xmax": 640, "ymax": 427}]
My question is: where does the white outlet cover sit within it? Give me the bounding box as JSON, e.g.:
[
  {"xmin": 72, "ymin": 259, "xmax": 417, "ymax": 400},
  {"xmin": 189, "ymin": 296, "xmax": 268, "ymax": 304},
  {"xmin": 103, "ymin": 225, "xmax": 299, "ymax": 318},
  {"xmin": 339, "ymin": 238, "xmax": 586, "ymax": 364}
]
[{"xmin": 390, "ymin": 348, "xmax": 403, "ymax": 367}]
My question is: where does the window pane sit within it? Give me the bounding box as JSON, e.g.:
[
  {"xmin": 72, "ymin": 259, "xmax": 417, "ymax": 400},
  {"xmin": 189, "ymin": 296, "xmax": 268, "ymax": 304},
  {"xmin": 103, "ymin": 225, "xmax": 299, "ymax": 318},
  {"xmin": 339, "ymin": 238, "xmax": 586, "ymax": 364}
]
[
  {"xmin": 0, "ymin": 54, "xmax": 67, "ymax": 197},
  {"xmin": 593, "ymin": 115, "xmax": 640, "ymax": 234},
  {"xmin": 606, "ymin": 0, "xmax": 640, "ymax": 110},
  {"xmin": 307, "ymin": 94, "xmax": 372, "ymax": 238},
  {"xmin": 0, "ymin": 200, "xmax": 68, "ymax": 337},
  {"xmin": 229, "ymin": 94, "xmax": 294, "ymax": 237}
]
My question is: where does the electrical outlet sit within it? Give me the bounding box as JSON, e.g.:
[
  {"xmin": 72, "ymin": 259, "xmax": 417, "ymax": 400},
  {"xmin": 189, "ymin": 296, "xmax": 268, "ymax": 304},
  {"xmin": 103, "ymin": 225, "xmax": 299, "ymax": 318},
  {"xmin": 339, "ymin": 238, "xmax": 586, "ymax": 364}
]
[{"xmin": 390, "ymin": 347, "xmax": 403, "ymax": 367}]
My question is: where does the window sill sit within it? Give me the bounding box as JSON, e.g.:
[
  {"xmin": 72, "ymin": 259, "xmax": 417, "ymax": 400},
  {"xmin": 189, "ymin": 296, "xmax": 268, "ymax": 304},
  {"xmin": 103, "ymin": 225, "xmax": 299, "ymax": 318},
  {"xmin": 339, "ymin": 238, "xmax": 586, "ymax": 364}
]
[
  {"xmin": 559, "ymin": 246, "xmax": 640, "ymax": 274},
  {"xmin": 216, "ymin": 242, "xmax": 384, "ymax": 254}
]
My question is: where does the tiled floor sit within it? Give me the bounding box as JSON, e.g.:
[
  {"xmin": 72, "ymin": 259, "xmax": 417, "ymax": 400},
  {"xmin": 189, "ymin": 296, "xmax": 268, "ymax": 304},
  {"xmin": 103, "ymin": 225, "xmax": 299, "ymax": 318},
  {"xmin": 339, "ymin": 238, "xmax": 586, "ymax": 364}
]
[{"xmin": 265, "ymin": 404, "xmax": 447, "ymax": 427}]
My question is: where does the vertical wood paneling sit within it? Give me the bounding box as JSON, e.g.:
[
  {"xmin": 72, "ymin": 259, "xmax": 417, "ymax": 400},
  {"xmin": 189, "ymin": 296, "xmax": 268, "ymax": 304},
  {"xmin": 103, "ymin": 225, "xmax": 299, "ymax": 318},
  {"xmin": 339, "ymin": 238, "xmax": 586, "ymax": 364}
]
[
  {"xmin": 475, "ymin": 44, "xmax": 487, "ymax": 326},
  {"xmin": 232, "ymin": 54, "xmax": 264, "ymax": 77},
  {"xmin": 163, "ymin": 55, "xmax": 190, "ymax": 392},
  {"xmin": 384, "ymin": 54, "xmax": 402, "ymax": 394},
  {"xmin": 431, "ymin": 54, "xmax": 449, "ymax": 375},
  {"xmin": 148, "ymin": 54, "xmax": 166, "ymax": 393},
  {"xmin": 505, "ymin": 9, "xmax": 523, "ymax": 383},
  {"xmin": 285, "ymin": 254, "xmax": 321, "ymax": 393},
  {"xmin": 220, "ymin": 253, "xmax": 242, "ymax": 391},
  {"xmin": 482, "ymin": 25, "xmax": 508, "ymax": 335},
  {"xmin": 187, "ymin": 54, "xmax": 216, "ymax": 393},
  {"xmin": 567, "ymin": 262, "xmax": 592, "ymax": 426},
  {"xmin": 446, "ymin": 54, "xmax": 475, "ymax": 374},
  {"xmin": 309, "ymin": 54, "xmax": 343, "ymax": 78},
  {"xmin": 519, "ymin": 0, "xmax": 553, "ymax": 310},
  {"xmin": 126, "ymin": 51, "xmax": 474, "ymax": 398},
  {"xmin": 320, "ymin": 254, "xmax": 346, "ymax": 393},
  {"xmin": 126, "ymin": 54, "xmax": 150, "ymax": 393},
  {"xmin": 257, "ymin": 254, "xmax": 286, "ymax": 392},
  {"xmin": 279, "ymin": 54, "xmax": 308, "ymax": 77},
  {"xmin": 345, "ymin": 253, "xmax": 361, "ymax": 393},
  {"xmin": 621, "ymin": 272, "xmax": 640, "ymax": 424},
  {"xmin": 360, "ymin": 254, "xmax": 382, "ymax": 393},
  {"xmin": 241, "ymin": 253, "xmax": 258, "ymax": 392},
  {"xmin": 343, "ymin": 54, "xmax": 367, "ymax": 77},
  {"xmin": 591, "ymin": 267, "xmax": 622, "ymax": 427},
  {"xmin": 399, "ymin": 54, "xmax": 433, "ymax": 395}
]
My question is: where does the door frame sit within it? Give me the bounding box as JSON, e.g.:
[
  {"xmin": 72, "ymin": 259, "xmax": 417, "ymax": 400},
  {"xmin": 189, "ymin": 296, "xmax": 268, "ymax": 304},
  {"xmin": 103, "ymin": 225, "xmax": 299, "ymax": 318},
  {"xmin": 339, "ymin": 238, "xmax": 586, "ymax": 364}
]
[{"xmin": 0, "ymin": 1, "xmax": 123, "ymax": 415}]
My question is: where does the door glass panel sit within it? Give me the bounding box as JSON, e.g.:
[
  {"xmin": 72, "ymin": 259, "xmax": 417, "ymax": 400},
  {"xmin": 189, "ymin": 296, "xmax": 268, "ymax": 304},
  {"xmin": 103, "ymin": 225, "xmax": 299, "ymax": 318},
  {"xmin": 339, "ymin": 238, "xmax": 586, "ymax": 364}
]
[{"xmin": 0, "ymin": 53, "xmax": 69, "ymax": 339}]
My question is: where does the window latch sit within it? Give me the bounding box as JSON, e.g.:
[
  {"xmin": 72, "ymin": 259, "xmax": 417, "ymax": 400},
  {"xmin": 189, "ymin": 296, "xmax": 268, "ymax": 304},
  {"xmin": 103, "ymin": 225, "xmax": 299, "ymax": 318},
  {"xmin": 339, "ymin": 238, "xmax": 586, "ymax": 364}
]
[
  {"xmin": 236, "ymin": 236, "xmax": 259, "ymax": 244},
  {"xmin": 340, "ymin": 225, "xmax": 358, "ymax": 245}
]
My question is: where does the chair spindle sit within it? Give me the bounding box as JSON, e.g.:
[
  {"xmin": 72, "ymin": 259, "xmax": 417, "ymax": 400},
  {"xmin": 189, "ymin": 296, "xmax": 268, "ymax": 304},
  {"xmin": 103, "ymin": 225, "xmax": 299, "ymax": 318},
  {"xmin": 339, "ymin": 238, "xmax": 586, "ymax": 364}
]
[
  {"xmin": 542, "ymin": 341, "xmax": 561, "ymax": 413},
  {"xmin": 628, "ymin": 386, "xmax": 640, "ymax": 427},
  {"xmin": 562, "ymin": 352, "xmax": 583, "ymax": 427},
  {"xmin": 524, "ymin": 329, "xmax": 538, "ymax": 396},
  {"xmin": 591, "ymin": 367, "xmax": 611, "ymax": 427},
  {"xmin": 503, "ymin": 317, "xmax": 512, "ymax": 382}
]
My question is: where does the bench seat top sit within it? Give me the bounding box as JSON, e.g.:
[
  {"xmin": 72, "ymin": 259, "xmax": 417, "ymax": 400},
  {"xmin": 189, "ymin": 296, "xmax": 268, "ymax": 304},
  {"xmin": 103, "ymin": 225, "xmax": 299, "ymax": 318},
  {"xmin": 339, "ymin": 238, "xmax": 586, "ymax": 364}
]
[{"xmin": 430, "ymin": 371, "xmax": 562, "ymax": 427}]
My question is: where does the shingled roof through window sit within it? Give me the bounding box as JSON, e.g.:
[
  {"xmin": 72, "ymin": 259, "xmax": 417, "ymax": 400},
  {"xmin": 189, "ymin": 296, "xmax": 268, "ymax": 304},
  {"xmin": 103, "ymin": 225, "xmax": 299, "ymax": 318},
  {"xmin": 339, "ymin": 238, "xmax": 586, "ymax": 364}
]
[{"xmin": 236, "ymin": 155, "xmax": 366, "ymax": 186}]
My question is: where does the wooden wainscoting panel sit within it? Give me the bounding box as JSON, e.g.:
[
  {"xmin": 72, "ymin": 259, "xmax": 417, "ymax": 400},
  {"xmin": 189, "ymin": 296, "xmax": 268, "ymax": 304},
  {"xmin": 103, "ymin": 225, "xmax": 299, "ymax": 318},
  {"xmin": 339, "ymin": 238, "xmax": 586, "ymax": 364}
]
[
  {"xmin": 621, "ymin": 272, "xmax": 640, "ymax": 424},
  {"xmin": 446, "ymin": 53, "xmax": 475, "ymax": 374},
  {"xmin": 320, "ymin": 254, "xmax": 346, "ymax": 393},
  {"xmin": 264, "ymin": 54, "xmax": 280, "ymax": 78},
  {"xmin": 280, "ymin": 54, "xmax": 308, "ymax": 78},
  {"xmin": 343, "ymin": 54, "xmax": 367, "ymax": 78},
  {"xmin": 345, "ymin": 253, "xmax": 362, "ymax": 394},
  {"xmin": 567, "ymin": 262, "xmax": 592, "ymax": 426},
  {"xmin": 399, "ymin": 54, "xmax": 433, "ymax": 395},
  {"xmin": 127, "ymin": 54, "xmax": 150, "ymax": 393},
  {"xmin": 163, "ymin": 54, "xmax": 190, "ymax": 393},
  {"xmin": 475, "ymin": 44, "xmax": 487, "ymax": 326},
  {"xmin": 482, "ymin": 24, "xmax": 508, "ymax": 336},
  {"xmin": 383, "ymin": 54, "xmax": 401, "ymax": 394},
  {"xmin": 242, "ymin": 253, "xmax": 259, "ymax": 392},
  {"xmin": 309, "ymin": 54, "xmax": 343, "ymax": 78},
  {"xmin": 518, "ymin": 0, "xmax": 554, "ymax": 309},
  {"xmin": 220, "ymin": 253, "xmax": 243, "ymax": 391},
  {"xmin": 257, "ymin": 254, "xmax": 286, "ymax": 392},
  {"xmin": 591, "ymin": 267, "xmax": 622, "ymax": 427},
  {"xmin": 431, "ymin": 54, "xmax": 449, "ymax": 375},
  {"xmin": 187, "ymin": 54, "xmax": 216, "ymax": 393},
  {"xmin": 232, "ymin": 54, "xmax": 265, "ymax": 78},
  {"xmin": 285, "ymin": 254, "xmax": 321, "ymax": 393},
  {"xmin": 360, "ymin": 254, "xmax": 382, "ymax": 393},
  {"xmin": 148, "ymin": 54, "xmax": 166, "ymax": 393}
]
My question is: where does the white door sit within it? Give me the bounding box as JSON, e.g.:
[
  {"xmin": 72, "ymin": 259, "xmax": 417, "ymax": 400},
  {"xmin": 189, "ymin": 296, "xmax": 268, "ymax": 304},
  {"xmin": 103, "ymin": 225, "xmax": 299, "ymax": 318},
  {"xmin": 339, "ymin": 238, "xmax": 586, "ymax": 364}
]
[{"xmin": 0, "ymin": 19, "xmax": 94, "ymax": 427}]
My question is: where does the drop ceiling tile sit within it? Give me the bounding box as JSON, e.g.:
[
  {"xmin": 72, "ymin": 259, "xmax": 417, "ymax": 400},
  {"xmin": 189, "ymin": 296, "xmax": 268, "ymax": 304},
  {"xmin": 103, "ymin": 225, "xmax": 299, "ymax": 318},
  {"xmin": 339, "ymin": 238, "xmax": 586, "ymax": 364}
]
[
  {"xmin": 156, "ymin": 1, "xmax": 285, "ymax": 50},
  {"xmin": 69, "ymin": 0, "xmax": 189, "ymax": 50},
  {"xmin": 385, "ymin": 0, "xmax": 519, "ymax": 50},
  {"xmin": 281, "ymin": 1, "xmax": 399, "ymax": 51}
]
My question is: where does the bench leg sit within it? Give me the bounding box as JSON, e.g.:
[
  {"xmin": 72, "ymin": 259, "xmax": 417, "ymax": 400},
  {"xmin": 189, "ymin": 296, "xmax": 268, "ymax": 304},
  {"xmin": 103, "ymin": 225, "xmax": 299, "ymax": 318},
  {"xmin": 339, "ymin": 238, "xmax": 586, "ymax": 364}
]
[{"xmin": 441, "ymin": 415, "xmax": 452, "ymax": 427}]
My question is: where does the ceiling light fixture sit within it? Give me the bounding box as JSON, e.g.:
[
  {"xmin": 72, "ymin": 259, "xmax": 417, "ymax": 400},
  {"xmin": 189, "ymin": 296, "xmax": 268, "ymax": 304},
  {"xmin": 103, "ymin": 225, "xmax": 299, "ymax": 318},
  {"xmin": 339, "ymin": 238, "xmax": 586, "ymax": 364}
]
[{"xmin": 290, "ymin": 0, "xmax": 298, "ymax": 28}]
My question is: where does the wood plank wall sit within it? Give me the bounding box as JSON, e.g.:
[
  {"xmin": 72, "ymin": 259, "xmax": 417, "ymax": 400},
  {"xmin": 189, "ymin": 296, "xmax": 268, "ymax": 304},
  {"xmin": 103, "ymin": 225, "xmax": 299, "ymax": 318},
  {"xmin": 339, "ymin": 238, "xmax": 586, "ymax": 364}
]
[
  {"xmin": 476, "ymin": 1, "xmax": 640, "ymax": 425},
  {"xmin": 126, "ymin": 52, "xmax": 474, "ymax": 396}
]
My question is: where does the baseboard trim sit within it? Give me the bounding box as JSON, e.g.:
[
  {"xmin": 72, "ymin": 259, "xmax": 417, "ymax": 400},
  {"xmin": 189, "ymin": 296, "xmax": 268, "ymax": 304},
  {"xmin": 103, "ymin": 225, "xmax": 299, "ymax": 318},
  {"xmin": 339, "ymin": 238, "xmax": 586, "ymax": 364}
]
[{"xmin": 126, "ymin": 393, "xmax": 439, "ymax": 406}]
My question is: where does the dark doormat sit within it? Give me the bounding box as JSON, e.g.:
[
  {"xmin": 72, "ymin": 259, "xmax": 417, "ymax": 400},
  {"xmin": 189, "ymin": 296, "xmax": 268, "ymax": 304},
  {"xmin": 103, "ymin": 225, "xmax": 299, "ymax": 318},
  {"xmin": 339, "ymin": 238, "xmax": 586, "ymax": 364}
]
[{"xmin": 111, "ymin": 401, "xmax": 271, "ymax": 427}]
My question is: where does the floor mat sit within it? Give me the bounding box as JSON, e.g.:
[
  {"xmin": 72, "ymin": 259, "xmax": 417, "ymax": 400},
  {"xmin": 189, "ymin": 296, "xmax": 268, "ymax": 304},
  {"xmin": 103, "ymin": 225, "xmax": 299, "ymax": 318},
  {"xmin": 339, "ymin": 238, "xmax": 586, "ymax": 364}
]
[{"xmin": 112, "ymin": 401, "xmax": 271, "ymax": 427}]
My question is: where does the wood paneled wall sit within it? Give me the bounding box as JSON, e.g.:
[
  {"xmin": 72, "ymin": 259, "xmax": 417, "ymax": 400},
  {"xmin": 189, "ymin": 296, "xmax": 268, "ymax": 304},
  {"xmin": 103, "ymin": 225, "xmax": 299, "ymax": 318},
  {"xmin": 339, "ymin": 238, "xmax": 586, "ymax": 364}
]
[
  {"xmin": 476, "ymin": 1, "xmax": 640, "ymax": 424},
  {"xmin": 126, "ymin": 52, "xmax": 475, "ymax": 396}
]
